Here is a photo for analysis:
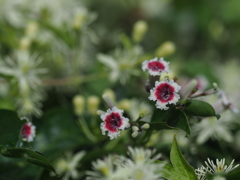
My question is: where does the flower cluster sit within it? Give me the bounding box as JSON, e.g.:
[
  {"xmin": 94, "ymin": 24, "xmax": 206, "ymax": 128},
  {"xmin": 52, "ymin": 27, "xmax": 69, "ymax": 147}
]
[
  {"xmin": 86, "ymin": 147, "xmax": 164, "ymax": 180},
  {"xmin": 142, "ymin": 57, "xmax": 181, "ymax": 110}
]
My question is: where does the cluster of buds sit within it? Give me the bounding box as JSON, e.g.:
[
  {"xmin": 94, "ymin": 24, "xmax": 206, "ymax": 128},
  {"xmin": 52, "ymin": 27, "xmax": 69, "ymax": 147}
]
[{"xmin": 131, "ymin": 123, "xmax": 150, "ymax": 138}]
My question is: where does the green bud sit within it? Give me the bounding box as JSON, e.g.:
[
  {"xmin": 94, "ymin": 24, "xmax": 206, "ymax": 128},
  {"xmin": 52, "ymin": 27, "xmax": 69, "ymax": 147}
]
[
  {"xmin": 141, "ymin": 123, "xmax": 150, "ymax": 130},
  {"xmin": 131, "ymin": 131, "xmax": 139, "ymax": 138},
  {"xmin": 155, "ymin": 41, "xmax": 176, "ymax": 57},
  {"xmin": 87, "ymin": 95, "xmax": 100, "ymax": 115},
  {"xmin": 73, "ymin": 95, "xmax": 85, "ymax": 116},
  {"xmin": 117, "ymin": 99, "xmax": 131, "ymax": 111},
  {"xmin": 132, "ymin": 20, "xmax": 148, "ymax": 43},
  {"xmin": 132, "ymin": 126, "xmax": 139, "ymax": 132}
]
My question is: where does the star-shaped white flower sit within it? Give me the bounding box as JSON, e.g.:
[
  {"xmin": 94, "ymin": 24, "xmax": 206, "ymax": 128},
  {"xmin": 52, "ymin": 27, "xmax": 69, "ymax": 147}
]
[{"xmin": 20, "ymin": 122, "xmax": 36, "ymax": 142}]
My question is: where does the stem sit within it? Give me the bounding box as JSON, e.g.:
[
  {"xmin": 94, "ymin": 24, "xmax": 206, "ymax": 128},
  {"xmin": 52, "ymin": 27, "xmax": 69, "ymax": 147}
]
[{"xmin": 78, "ymin": 117, "xmax": 97, "ymax": 143}]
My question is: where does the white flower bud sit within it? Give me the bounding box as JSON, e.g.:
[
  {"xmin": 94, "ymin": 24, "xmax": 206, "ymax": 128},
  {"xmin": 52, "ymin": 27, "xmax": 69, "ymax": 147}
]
[
  {"xmin": 132, "ymin": 126, "xmax": 139, "ymax": 132},
  {"xmin": 73, "ymin": 95, "xmax": 85, "ymax": 116},
  {"xmin": 87, "ymin": 95, "xmax": 100, "ymax": 115},
  {"xmin": 132, "ymin": 20, "xmax": 148, "ymax": 43},
  {"xmin": 131, "ymin": 131, "xmax": 139, "ymax": 138},
  {"xmin": 155, "ymin": 41, "xmax": 176, "ymax": 57},
  {"xmin": 141, "ymin": 123, "xmax": 150, "ymax": 130}
]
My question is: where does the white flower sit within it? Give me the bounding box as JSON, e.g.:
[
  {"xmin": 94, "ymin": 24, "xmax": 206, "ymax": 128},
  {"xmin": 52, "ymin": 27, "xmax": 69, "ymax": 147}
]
[
  {"xmin": 54, "ymin": 151, "xmax": 86, "ymax": 180},
  {"xmin": 192, "ymin": 117, "xmax": 234, "ymax": 145},
  {"xmin": 86, "ymin": 155, "xmax": 125, "ymax": 180},
  {"xmin": 98, "ymin": 46, "xmax": 143, "ymax": 84},
  {"xmin": 149, "ymin": 78, "xmax": 181, "ymax": 110},
  {"xmin": 142, "ymin": 57, "xmax": 170, "ymax": 76},
  {"xmin": 100, "ymin": 107, "xmax": 130, "ymax": 140},
  {"xmin": 20, "ymin": 122, "xmax": 36, "ymax": 142},
  {"xmin": 196, "ymin": 158, "xmax": 239, "ymax": 179},
  {"xmin": 86, "ymin": 147, "xmax": 164, "ymax": 180},
  {"xmin": 120, "ymin": 147, "xmax": 164, "ymax": 180}
]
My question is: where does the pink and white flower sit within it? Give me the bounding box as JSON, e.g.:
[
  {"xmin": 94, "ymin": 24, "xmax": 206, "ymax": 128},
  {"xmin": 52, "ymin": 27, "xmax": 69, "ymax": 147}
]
[
  {"xmin": 149, "ymin": 78, "xmax": 181, "ymax": 110},
  {"xmin": 142, "ymin": 57, "xmax": 170, "ymax": 76},
  {"xmin": 20, "ymin": 122, "xmax": 36, "ymax": 142},
  {"xmin": 100, "ymin": 107, "xmax": 130, "ymax": 140}
]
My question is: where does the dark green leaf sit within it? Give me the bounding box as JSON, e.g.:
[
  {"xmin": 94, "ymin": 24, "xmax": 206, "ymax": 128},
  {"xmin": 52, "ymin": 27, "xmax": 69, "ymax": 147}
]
[
  {"xmin": 0, "ymin": 145, "xmax": 55, "ymax": 173},
  {"xmin": 0, "ymin": 109, "xmax": 24, "ymax": 146},
  {"xmin": 167, "ymin": 110, "xmax": 191, "ymax": 137},
  {"xmin": 184, "ymin": 100, "xmax": 216, "ymax": 117},
  {"xmin": 150, "ymin": 108, "xmax": 191, "ymax": 137}
]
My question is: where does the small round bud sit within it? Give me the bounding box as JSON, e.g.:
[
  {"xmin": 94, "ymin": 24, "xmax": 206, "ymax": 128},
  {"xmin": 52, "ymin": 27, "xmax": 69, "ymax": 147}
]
[
  {"xmin": 155, "ymin": 41, "xmax": 176, "ymax": 57},
  {"xmin": 132, "ymin": 126, "xmax": 139, "ymax": 132},
  {"xmin": 103, "ymin": 89, "xmax": 115, "ymax": 102},
  {"xmin": 131, "ymin": 131, "xmax": 139, "ymax": 138},
  {"xmin": 117, "ymin": 99, "xmax": 131, "ymax": 111},
  {"xmin": 87, "ymin": 95, "xmax": 100, "ymax": 115},
  {"xmin": 19, "ymin": 37, "xmax": 31, "ymax": 50},
  {"xmin": 25, "ymin": 21, "xmax": 39, "ymax": 38},
  {"xmin": 132, "ymin": 20, "xmax": 148, "ymax": 43},
  {"xmin": 73, "ymin": 95, "xmax": 85, "ymax": 116},
  {"xmin": 96, "ymin": 110, "xmax": 105, "ymax": 115},
  {"xmin": 72, "ymin": 12, "xmax": 86, "ymax": 30},
  {"xmin": 141, "ymin": 123, "xmax": 150, "ymax": 130},
  {"xmin": 102, "ymin": 93, "xmax": 114, "ymax": 109},
  {"xmin": 213, "ymin": 82, "xmax": 218, "ymax": 89}
]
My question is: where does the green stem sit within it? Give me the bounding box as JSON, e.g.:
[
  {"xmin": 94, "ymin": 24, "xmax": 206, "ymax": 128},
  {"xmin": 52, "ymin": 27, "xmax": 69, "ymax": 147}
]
[{"xmin": 78, "ymin": 117, "xmax": 97, "ymax": 143}]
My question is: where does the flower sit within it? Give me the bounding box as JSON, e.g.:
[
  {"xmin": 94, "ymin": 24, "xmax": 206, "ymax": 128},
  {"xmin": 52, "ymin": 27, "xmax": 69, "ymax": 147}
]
[
  {"xmin": 53, "ymin": 151, "xmax": 86, "ymax": 180},
  {"xmin": 86, "ymin": 147, "xmax": 164, "ymax": 180},
  {"xmin": 100, "ymin": 107, "xmax": 130, "ymax": 140},
  {"xmin": 192, "ymin": 117, "xmax": 234, "ymax": 144},
  {"xmin": 195, "ymin": 158, "xmax": 239, "ymax": 179},
  {"xmin": 149, "ymin": 78, "xmax": 181, "ymax": 110},
  {"xmin": 20, "ymin": 122, "xmax": 36, "ymax": 142},
  {"xmin": 142, "ymin": 57, "xmax": 170, "ymax": 76},
  {"xmin": 98, "ymin": 46, "xmax": 143, "ymax": 84}
]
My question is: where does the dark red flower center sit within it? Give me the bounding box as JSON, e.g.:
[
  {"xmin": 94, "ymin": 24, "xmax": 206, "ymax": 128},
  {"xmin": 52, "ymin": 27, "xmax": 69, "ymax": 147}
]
[
  {"xmin": 21, "ymin": 123, "xmax": 32, "ymax": 137},
  {"xmin": 147, "ymin": 61, "xmax": 165, "ymax": 72},
  {"xmin": 105, "ymin": 112, "xmax": 122, "ymax": 132},
  {"xmin": 155, "ymin": 83, "xmax": 175, "ymax": 103}
]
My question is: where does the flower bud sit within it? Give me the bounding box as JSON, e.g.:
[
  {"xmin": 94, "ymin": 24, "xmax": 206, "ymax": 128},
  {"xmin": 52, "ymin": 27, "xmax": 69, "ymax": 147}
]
[
  {"xmin": 19, "ymin": 37, "xmax": 31, "ymax": 50},
  {"xmin": 132, "ymin": 20, "xmax": 148, "ymax": 43},
  {"xmin": 132, "ymin": 126, "xmax": 139, "ymax": 132},
  {"xmin": 131, "ymin": 131, "xmax": 139, "ymax": 138},
  {"xmin": 103, "ymin": 89, "xmax": 115, "ymax": 102},
  {"xmin": 117, "ymin": 99, "xmax": 131, "ymax": 111},
  {"xmin": 155, "ymin": 41, "xmax": 176, "ymax": 57},
  {"xmin": 25, "ymin": 21, "xmax": 39, "ymax": 38},
  {"xmin": 87, "ymin": 95, "xmax": 100, "ymax": 115},
  {"xmin": 181, "ymin": 79, "xmax": 198, "ymax": 100},
  {"xmin": 73, "ymin": 95, "xmax": 85, "ymax": 116},
  {"xmin": 141, "ymin": 123, "xmax": 150, "ymax": 130},
  {"xmin": 72, "ymin": 12, "xmax": 86, "ymax": 30}
]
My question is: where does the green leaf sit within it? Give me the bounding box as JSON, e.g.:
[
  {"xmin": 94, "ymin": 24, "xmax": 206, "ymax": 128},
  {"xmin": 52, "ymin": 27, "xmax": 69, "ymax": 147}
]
[
  {"xmin": 0, "ymin": 109, "xmax": 24, "ymax": 146},
  {"xmin": 167, "ymin": 110, "xmax": 191, "ymax": 137},
  {"xmin": 170, "ymin": 135, "xmax": 198, "ymax": 180},
  {"xmin": 150, "ymin": 108, "xmax": 191, "ymax": 137},
  {"xmin": 0, "ymin": 145, "xmax": 55, "ymax": 173},
  {"xmin": 184, "ymin": 100, "xmax": 216, "ymax": 117}
]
